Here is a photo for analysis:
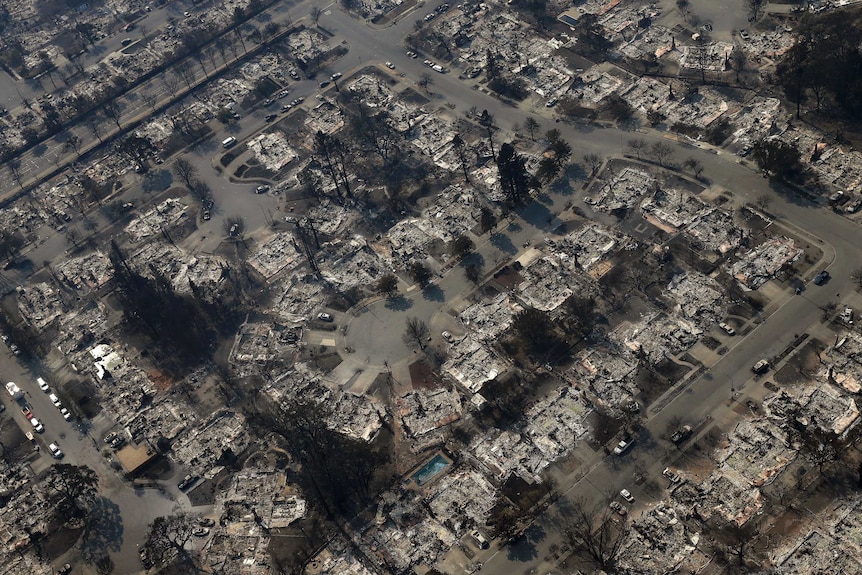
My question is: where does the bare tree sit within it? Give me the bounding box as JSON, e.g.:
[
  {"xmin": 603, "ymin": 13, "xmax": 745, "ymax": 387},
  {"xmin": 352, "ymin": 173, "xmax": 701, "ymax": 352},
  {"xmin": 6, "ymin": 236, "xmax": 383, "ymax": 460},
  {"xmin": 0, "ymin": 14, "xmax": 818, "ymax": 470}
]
[
  {"xmin": 851, "ymin": 267, "xmax": 862, "ymax": 291},
  {"xmin": 524, "ymin": 116, "xmax": 540, "ymax": 141},
  {"xmin": 683, "ymin": 156, "xmax": 704, "ymax": 178},
  {"xmin": 142, "ymin": 513, "xmax": 198, "ymax": 570},
  {"xmin": 650, "ymin": 141, "xmax": 673, "ymax": 166},
  {"xmin": 583, "ymin": 153, "xmax": 603, "ymax": 176},
  {"xmin": 310, "ymin": 6, "xmax": 322, "ymax": 24},
  {"xmin": 172, "ymin": 157, "xmax": 199, "ymax": 189},
  {"xmin": 402, "ymin": 317, "xmax": 430, "ymax": 349},
  {"xmin": 163, "ymin": 72, "xmax": 181, "ymax": 97},
  {"xmin": 142, "ymin": 92, "xmax": 158, "ymax": 114},
  {"xmin": 85, "ymin": 114, "xmax": 104, "ymax": 143},
  {"xmin": 376, "ymin": 273, "xmax": 399, "ymax": 297},
  {"xmin": 7, "ymin": 158, "xmax": 23, "ymax": 189},
  {"xmin": 558, "ymin": 496, "xmax": 629, "ymax": 570},
  {"xmin": 754, "ymin": 193, "xmax": 771, "ymax": 212},
  {"xmin": 746, "ymin": 0, "xmax": 765, "ymax": 22},
  {"xmin": 627, "ymin": 138, "xmax": 647, "ymax": 159},
  {"xmin": 418, "ymin": 72, "xmax": 433, "ymax": 91},
  {"xmin": 451, "ymin": 134, "xmax": 470, "ymax": 183},
  {"xmin": 103, "ymin": 100, "xmax": 123, "ymax": 129},
  {"xmin": 63, "ymin": 134, "xmax": 81, "ymax": 155}
]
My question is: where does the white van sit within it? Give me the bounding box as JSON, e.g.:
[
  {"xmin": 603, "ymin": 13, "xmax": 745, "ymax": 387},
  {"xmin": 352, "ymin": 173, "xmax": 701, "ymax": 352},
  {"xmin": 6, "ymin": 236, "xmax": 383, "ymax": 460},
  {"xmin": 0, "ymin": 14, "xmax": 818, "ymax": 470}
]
[{"xmin": 222, "ymin": 136, "xmax": 237, "ymax": 148}]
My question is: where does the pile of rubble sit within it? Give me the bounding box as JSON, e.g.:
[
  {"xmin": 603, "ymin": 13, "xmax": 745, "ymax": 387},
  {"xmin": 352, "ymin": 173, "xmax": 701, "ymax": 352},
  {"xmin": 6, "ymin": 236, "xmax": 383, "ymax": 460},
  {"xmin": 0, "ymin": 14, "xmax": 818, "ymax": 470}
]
[
  {"xmin": 443, "ymin": 336, "xmax": 507, "ymax": 393},
  {"xmin": 124, "ymin": 198, "xmax": 189, "ymax": 243},
  {"xmin": 396, "ymin": 387, "xmax": 462, "ymax": 438},
  {"xmin": 764, "ymin": 383, "xmax": 861, "ymax": 439},
  {"xmin": 666, "ymin": 272, "xmax": 724, "ymax": 327},
  {"xmin": 523, "ymin": 386, "xmax": 590, "ymax": 462},
  {"xmin": 612, "ymin": 312, "xmax": 700, "ymax": 363},
  {"xmin": 171, "ymin": 410, "xmax": 250, "ymax": 476},
  {"xmin": 459, "ymin": 293, "xmax": 520, "ymax": 342},
  {"xmin": 425, "ymin": 467, "xmax": 497, "ymax": 533},
  {"xmin": 54, "ymin": 251, "xmax": 113, "ymax": 295},
  {"xmin": 730, "ymin": 236, "xmax": 802, "ymax": 289},
  {"xmin": 573, "ymin": 345, "xmax": 639, "ymax": 408},
  {"xmin": 15, "ymin": 282, "xmax": 65, "ymax": 330},
  {"xmin": 685, "ymin": 208, "xmax": 744, "ymax": 255},
  {"xmin": 247, "ymin": 231, "xmax": 302, "ymax": 279},
  {"xmin": 247, "ymin": 132, "xmax": 297, "ymax": 172},
  {"xmin": 715, "ymin": 418, "xmax": 796, "ymax": 487},
  {"xmin": 222, "ymin": 470, "xmax": 307, "ymax": 528},
  {"xmin": 616, "ymin": 502, "xmax": 708, "ymax": 575}
]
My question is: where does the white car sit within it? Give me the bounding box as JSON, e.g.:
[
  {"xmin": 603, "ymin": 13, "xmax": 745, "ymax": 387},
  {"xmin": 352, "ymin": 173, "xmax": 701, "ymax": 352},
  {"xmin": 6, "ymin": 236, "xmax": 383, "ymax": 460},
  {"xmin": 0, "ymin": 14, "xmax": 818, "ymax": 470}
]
[
  {"xmin": 30, "ymin": 418, "xmax": 44, "ymax": 433},
  {"xmin": 317, "ymin": 312, "xmax": 333, "ymax": 322},
  {"xmin": 49, "ymin": 443, "xmax": 64, "ymax": 459},
  {"xmin": 49, "ymin": 393, "xmax": 62, "ymax": 408},
  {"xmin": 385, "ymin": 62, "xmax": 395, "ymax": 69},
  {"xmin": 718, "ymin": 322, "xmax": 736, "ymax": 336},
  {"xmin": 613, "ymin": 438, "xmax": 634, "ymax": 455},
  {"xmin": 620, "ymin": 489, "xmax": 635, "ymax": 503},
  {"xmin": 37, "ymin": 377, "xmax": 49, "ymax": 392},
  {"xmin": 60, "ymin": 407, "xmax": 72, "ymax": 421}
]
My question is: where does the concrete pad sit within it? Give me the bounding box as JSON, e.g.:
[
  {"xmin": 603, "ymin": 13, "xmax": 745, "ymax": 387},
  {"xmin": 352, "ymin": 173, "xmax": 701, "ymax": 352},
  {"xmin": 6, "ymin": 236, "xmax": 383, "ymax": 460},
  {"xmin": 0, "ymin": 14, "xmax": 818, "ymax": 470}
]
[{"xmin": 320, "ymin": 337, "xmax": 336, "ymax": 347}]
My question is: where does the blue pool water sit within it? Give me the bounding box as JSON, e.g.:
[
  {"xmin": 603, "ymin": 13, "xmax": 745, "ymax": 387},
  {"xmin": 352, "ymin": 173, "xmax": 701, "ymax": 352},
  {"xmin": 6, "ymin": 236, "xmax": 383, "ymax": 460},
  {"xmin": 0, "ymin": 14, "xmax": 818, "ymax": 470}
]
[{"xmin": 411, "ymin": 454, "xmax": 450, "ymax": 486}]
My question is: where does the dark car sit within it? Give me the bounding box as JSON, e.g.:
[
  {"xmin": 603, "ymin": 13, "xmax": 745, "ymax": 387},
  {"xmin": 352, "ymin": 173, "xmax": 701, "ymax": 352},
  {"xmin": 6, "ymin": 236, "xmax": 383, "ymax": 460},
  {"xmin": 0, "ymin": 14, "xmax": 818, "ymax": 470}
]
[
  {"xmin": 319, "ymin": 80, "xmax": 330, "ymax": 89},
  {"xmin": 813, "ymin": 270, "xmax": 830, "ymax": 285}
]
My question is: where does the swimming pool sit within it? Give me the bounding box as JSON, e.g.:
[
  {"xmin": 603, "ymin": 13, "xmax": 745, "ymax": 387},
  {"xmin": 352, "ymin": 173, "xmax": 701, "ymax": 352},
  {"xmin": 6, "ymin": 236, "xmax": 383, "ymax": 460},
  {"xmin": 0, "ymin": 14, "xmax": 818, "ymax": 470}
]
[{"xmin": 410, "ymin": 454, "xmax": 450, "ymax": 486}]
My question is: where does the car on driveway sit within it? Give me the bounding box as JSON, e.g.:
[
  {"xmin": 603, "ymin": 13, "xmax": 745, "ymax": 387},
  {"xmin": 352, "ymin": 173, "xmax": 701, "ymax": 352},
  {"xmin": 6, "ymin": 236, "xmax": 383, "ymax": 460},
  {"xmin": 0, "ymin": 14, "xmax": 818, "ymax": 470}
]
[
  {"xmin": 317, "ymin": 312, "xmax": 333, "ymax": 322},
  {"xmin": 620, "ymin": 489, "xmax": 635, "ymax": 503},
  {"xmin": 662, "ymin": 467, "xmax": 681, "ymax": 483},
  {"xmin": 609, "ymin": 501, "xmax": 627, "ymax": 516},
  {"xmin": 613, "ymin": 437, "xmax": 634, "ymax": 455},
  {"xmin": 178, "ymin": 474, "xmax": 198, "ymax": 490},
  {"xmin": 718, "ymin": 322, "xmax": 736, "ymax": 336}
]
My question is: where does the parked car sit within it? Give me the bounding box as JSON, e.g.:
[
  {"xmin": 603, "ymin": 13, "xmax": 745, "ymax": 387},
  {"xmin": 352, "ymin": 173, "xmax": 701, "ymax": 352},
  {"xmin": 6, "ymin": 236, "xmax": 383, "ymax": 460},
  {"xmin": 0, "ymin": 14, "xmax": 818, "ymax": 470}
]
[
  {"xmin": 331, "ymin": 72, "xmax": 342, "ymax": 79},
  {"xmin": 662, "ymin": 467, "xmax": 681, "ymax": 483},
  {"xmin": 265, "ymin": 113, "xmax": 277, "ymax": 122},
  {"xmin": 21, "ymin": 405, "xmax": 33, "ymax": 419},
  {"xmin": 262, "ymin": 98, "xmax": 274, "ymax": 106},
  {"xmin": 104, "ymin": 431, "xmax": 118, "ymax": 444},
  {"xmin": 620, "ymin": 489, "xmax": 635, "ymax": 503},
  {"xmin": 718, "ymin": 322, "xmax": 736, "ymax": 336},
  {"xmin": 670, "ymin": 425, "xmax": 692, "ymax": 444},
  {"xmin": 49, "ymin": 443, "xmax": 64, "ymax": 459},
  {"xmin": 385, "ymin": 62, "xmax": 396, "ymax": 69},
  {"xmin": 202, "ymin": 210, "xmax": 211, "ymax": 221},
  {"xmin": 471, "ymin": 529, "xmax": 489, "ymax": 549},
  {"xmin": 277, "ymin": 90, "xmax": 290, "ymax": 99},
  {"xmin": 60, "ymin": 407, "xmax": 72, "ymax": 421},
  {"xmin": 110, "ymin": 436, "xmax": 126, "ymax": 449},
  {"xmin": 609, "ymin": 501, "xmax": 627, "ymax": 516},
  {"xmin": 840, "ymin": 307, "xmax": 854, "ymax": 324},
  {"xmin": 178, "ymin": 474, "xmax": 198, "ymax": 490},
  {"xmin": 255, "ymin": 185, "xmax": 270, "ymax": 194},
  {"xmin": 37, "ymin": 377, "xmax": 50, "ymax": 392},
  {"xmin": 193, "ymin": 527, "xmax": 210, "ymax": 537},
  {"xmin": 198, "ymin": 517, "xmax": 216, "ymax": 527},
  {"xmin": 317, "ymin": 312, "xmax": 333, "ymax": 322},
  {"xmin": 49, "ymin": 393, "xmax": 62, "ymax": 407},
  {"xmin": 58, "ymin": 564, "xmax": 72, "ymax": 575},
  {"xmin": 813, "ymin": 270, "xmax": 830, "ymax": 285},
  {"xmin": 613, "ymin": 437, "xmax": 634, "ymax": 455},
  {"xmin": 319, "ymin": 80, "xmax": 330, "ymax": 88},
  {"xmin": 30, "ymin": 418, "xmax": 44, "ymax": 433},
  {"xmin": 752, "ymin": 359, "xmax": 770, "ymax": 374}
]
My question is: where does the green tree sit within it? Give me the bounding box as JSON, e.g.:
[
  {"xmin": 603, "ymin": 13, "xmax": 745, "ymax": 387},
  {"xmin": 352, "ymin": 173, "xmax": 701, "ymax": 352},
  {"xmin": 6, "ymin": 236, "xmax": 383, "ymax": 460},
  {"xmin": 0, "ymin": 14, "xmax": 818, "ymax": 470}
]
[
  {"xmin": 512, "ymin": 306, "xmax": 556, "ymax": 353},
  {"xmin": 751, "ymin": 138, "xmax": 802, "ymax": 182},
  {"xmin": 408, "ymin": 262, "xmax": 433, "ymax": 288},
  {"xmin": 376, "ymin": 274, "xmax": 399, "ymax": 298},
  {"xmin": 450, "ymin": 234, "xmax": 475, "ymax": 260}
]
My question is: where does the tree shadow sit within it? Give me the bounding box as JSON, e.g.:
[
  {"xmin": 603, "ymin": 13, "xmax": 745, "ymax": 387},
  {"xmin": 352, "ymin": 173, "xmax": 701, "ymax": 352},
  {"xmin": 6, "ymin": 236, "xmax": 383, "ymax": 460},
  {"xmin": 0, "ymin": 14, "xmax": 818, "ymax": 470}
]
[
  {"xmin": 519, "ymin": 200, "xmax": 553, "ymax": 231},
  {"xmin": 767, "ymin": 179, "xmax": 820, "ymax": 208},
  {"xmin": 490, "ymin": 232, "xmax": 517, "ymax": 254},
  {"xmin": 32, "ymin": 143, "xmax": 48, "ymax": 157},
  {"xmin": 422, "ymin": 285, "xmax": 445, "ymax": 302},
  {"xmin": 536, "ymin": 191, "xmax": 554, "ymax": 205},
  {"xmin": 507, "ymin": 220, "xmax": 522, "ymax": 232},
  {"xmin": 79, "ymin": 496, "xmax": 124, "ymax": 563},
  {"xmin": 505, "ymin": 524, "xmax": 544, "ymax": 562},
  {"xmin": 384, "ymin": 295, "xmax": 413, "ymax": 311},
  {"xmin": 142, "ymin": 169, "xmax": 173, "ymax": 193},
  {"xmin": 461, "ymin": 252, "xmax": 485, "ymax": 268}
]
